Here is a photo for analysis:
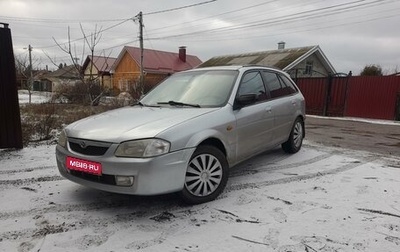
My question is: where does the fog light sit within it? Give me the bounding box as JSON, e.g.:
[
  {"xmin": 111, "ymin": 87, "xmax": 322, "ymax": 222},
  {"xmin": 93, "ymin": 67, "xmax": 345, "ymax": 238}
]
[{"xmin": 115, "ymin": 176, "xmax": 134, "ymax": 186}]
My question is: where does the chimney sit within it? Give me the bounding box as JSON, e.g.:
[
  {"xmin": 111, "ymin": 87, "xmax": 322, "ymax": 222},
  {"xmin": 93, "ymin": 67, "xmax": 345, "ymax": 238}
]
[
  {"xmin": 179, "ymin": 46, "xmax": 186, "ymax": 62},
  {"xmin": 278, "ymin": 41, "xmax": 286, "ymax": 50}
]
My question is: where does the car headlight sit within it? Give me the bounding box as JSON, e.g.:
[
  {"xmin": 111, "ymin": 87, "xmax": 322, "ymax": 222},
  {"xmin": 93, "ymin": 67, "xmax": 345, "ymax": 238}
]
[
  {"xmin": 115, "ymin": 139, "xmax": 170, "ymax": 158},
  {"xmin": 58, "ymin": 130, "xmax": 67, "ymax": 149}
]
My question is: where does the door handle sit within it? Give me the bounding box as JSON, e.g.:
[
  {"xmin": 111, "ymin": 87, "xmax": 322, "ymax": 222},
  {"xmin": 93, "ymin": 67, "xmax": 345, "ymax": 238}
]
[{"xmin": 265, "ymin": 107, "xmax": 272, "ymax": 113}]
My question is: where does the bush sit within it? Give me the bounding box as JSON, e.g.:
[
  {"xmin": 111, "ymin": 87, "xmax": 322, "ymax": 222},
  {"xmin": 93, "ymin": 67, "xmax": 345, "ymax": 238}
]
[
  {"xmin": 20, "ymin": 104, "xmax": 58, "ymax": 144},
  {"xmin": 19, "ymin": 103, "xmax": 117, "ymax": 146},
  {"xmin": 21, "ymin": 121, "xmax": 35, "ymax": 146},
  {"xmin": 52, "ymin": 81, "xmax": 88, "ymax": 104}
]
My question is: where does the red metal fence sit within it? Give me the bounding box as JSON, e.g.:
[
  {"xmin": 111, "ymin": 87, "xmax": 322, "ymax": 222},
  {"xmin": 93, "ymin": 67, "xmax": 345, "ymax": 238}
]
[{"xmin": 296, "ymin": 75, "xmax": 400, "ymax": 121}]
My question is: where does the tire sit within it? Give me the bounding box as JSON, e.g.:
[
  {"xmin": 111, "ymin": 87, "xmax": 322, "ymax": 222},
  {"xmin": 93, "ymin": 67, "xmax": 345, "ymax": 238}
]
[
  {"xmin": 180, "ymin": 145, "xmax": 229, "ymax": 204},
  {"xmin": 282, "ymin": 117, "xmax": 304, "ymax": 154}
]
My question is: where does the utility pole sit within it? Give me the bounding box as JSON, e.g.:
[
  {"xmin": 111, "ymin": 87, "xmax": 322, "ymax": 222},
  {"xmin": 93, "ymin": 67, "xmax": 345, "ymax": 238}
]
[
  {"xmin": 28, "ymin": 44, "xmax": 33, "ymax": 104},
  {"xmin": 137, "ymin": 11, "xmax": 144, "ymax": 96}
]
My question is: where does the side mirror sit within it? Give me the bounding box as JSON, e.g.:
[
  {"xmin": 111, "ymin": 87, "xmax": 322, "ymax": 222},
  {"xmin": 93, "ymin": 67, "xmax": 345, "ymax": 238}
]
[{"xmin": 234, "ymin": 94, "xmax": 257, "ymax": 109}]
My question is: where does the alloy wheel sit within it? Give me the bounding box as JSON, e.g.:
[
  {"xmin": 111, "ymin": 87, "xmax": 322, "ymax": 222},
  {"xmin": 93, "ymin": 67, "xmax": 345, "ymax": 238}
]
[
  {"xmin": 293, "ymin": 121, "xmax": 303, "ymax": 148},
  {"xmin": 185, "ymin": 153, "xmax": 223, "ymax": 197}
]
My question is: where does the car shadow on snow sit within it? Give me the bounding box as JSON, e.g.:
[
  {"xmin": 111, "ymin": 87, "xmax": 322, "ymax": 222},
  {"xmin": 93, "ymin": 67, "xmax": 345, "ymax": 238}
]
[
  {"xmin": 66, "ymin": 185, "xmax": 185, "ymax": 210},
  {"xmin": 61, "ymin": 187, "xmax": 197, "ymax": 224}
]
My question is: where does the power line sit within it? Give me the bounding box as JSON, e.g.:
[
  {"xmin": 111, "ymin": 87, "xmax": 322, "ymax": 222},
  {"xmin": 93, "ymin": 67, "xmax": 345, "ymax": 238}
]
[
  {"xmin": 144, "ymin": 0, "xmax": 323, "ymax": 38},
  {"xmin": 146, "ymin": 0, "xmax": 280, "ymax": 34},
  {"xmin": 35, "ymin": 18, "xmax": 133, "ymax": 49},
  {"xmin": 143, "ymin": 0, "xmax": 217, "ymax": 15},
  {"xmin": 0, "ymin": 15, "xmax": 128, "ymax": 23},
  {"xmin": 28, "ymin": 1, "xmax": 218, "ymax": 54},
  {"xmin": 164, "ymin": 8, "xmax": 399, "ymax": 43},
  {"xmin": 204, "ymin": 0, "xmax": 387, "ymax": 34},
  {"xmin": 146, "ymin": 0, "xmax": 392, "ymax": 40}
]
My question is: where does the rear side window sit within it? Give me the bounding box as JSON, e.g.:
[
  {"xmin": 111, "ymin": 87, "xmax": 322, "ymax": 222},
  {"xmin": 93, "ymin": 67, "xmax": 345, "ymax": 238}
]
[
  {"xmin": 262, "ymin": 71, "xmax": 284, "ymax": 99},
  {"xmin": 278, "ymin": 74, "xmax": 298, "ymax": 94},
  {"xmin": 262, "ymin": 71, "xmax": 297, "ymax": 98}
]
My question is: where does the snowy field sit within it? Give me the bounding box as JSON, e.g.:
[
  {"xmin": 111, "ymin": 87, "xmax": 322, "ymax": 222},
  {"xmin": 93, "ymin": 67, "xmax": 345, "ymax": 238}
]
[{"xmin": 1, "ymin": 140, "xmax": 399, "ymax": 252}]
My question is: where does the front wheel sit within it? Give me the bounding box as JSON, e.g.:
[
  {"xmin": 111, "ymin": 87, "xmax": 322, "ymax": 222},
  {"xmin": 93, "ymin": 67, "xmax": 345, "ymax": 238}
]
[
  {"xmin": 282, "ymin": 117, "xmax": 304, "ymax": 154},
  {"xmin": 180, "ymin": 145, "xmax": 229, "ymax": 204}
]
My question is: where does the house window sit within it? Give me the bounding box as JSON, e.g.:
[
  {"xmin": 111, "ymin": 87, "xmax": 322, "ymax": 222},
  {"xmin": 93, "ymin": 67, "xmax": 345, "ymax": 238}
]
[{"xmin": 304, "ymin": 61, "xmax": 313, "ymax": 75}]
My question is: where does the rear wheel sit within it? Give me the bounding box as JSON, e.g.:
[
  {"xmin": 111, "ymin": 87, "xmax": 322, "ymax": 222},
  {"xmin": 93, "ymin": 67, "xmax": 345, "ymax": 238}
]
[
  {"xmin": 180, "ymin": 145, "xmax": 229, "ymax": 204},
  {"xmin": 282, "ymin": 117, "xmax": 304, "ymax": 154}
]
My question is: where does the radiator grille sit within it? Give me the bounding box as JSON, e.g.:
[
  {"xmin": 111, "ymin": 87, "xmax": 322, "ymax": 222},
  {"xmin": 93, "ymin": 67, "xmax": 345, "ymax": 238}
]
[{"xmin": 69, "ymin": 142, "xmax": 109, "ymax": 156}]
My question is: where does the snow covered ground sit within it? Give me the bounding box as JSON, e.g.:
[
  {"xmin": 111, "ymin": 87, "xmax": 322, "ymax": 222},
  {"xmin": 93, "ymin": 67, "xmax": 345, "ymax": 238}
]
[
  {"xmin": 18, "ymin": 90, "xmax": 52, "ymax": 104},
  {"xmin": 2, "ymin": 91, "xmax": 399, "ymax": 251},
  {"xmin": 1, "ymin": 140, "xmax": 399, "ymax": 252}
]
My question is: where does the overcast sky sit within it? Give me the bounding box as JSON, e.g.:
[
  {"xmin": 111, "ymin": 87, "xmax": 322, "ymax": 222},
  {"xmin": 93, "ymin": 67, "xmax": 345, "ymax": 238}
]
[{"xmin": 1, "ymin": 0, "xmax": 399, "ymax": 74}]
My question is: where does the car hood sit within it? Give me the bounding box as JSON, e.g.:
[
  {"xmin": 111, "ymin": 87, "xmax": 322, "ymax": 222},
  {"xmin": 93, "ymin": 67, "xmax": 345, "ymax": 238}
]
[{"xmin": 66, "ymin": 106, "xmax": 219, "ymax": 142}]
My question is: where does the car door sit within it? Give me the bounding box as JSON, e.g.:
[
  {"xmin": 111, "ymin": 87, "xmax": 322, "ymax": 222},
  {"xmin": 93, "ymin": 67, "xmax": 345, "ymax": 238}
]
[
  {"xmin": 261, "ymin": 71, "xmax": 299, "ymax": 145},
  {"xmin": 233, "ymin": 70, "xmax": 275, "ymax": 162}
]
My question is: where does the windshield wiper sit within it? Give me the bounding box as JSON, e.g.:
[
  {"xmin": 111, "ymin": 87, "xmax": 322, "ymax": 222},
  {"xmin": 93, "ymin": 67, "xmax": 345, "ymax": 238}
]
[
  {"xmin": 132, "ymin": 101, "xmax": 160, "ymax": 107},
  {"xmin": 157, "ymin": 100, "xmax": 201, "ymax": 108}
]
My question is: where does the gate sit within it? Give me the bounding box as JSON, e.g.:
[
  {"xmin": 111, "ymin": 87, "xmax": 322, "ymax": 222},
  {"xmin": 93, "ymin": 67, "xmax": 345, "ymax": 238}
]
[
  {"xmin": 396, "ymin": 93, "xmax": 400, "ymax": 121},
  {"xmin": 294, "ymin": 71, "xmax": 351, "ymax": 117}
]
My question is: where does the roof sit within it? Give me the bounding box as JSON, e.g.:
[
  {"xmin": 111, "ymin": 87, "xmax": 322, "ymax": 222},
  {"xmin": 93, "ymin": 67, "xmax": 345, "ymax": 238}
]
[
  {"xmin": 82, "ymin": 55, "xmax": 117, "ymax": 73},
  {"xmin": 199, "ymin": 45, "xmax": 336, "ymax": 74},
  {"xmin": 113, "ymin": 46, "xmax": 202, "ymax": 74},
  {"xmin": 46, "ymin": 65, "xmax": 81, "ymax": 79},
  {"xmin": 32, "ymin": 70, "xmax": 51, "ymax": 81}
]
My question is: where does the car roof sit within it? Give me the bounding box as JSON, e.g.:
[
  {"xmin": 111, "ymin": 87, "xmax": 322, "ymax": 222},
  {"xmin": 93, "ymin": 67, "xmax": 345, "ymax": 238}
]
[{"xmin": 191, "ymin": 65, "xmax": 281, "ymax": 72}]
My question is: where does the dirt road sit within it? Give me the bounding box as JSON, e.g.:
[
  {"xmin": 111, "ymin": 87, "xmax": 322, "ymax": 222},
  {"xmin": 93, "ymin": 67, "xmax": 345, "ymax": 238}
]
[{"xmin": 305, "ymin": 116, "xmax": 400, "ymax": 157}]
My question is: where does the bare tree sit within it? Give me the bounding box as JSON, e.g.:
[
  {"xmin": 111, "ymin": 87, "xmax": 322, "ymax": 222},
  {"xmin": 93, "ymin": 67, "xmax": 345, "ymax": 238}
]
[
  {"xmin": 388, "ymin": 65, "xmax": 399, "ymax": 76},
  {"xmin": 15, "ymin": 54, "xmax": 39, "ymax": 104},
  {"xmin": 50, "ymin": 25, "xmax": 110, "ymax": 106}
]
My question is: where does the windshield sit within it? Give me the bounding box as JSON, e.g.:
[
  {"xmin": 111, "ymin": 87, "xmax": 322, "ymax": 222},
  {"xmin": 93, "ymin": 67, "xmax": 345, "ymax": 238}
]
[{"xmin": 140, "ymin": 70, "xmax": 238, "ymax": 107}]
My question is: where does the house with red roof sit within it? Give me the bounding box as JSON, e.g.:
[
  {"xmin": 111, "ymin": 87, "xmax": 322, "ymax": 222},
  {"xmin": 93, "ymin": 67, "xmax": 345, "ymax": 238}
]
[
  {"xmin": 82, "ymin": 55, "xmax": 117, "ymax": 89},
  {"xmin": 111, "ymin": 46, "xmax": 202, "ymax": 95}
]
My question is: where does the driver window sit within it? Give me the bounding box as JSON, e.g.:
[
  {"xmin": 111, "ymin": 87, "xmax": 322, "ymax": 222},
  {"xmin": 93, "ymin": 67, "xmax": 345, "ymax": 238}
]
[{"xmin": 238, "ymin": 71, "xmax": 267, "ymax": 102}]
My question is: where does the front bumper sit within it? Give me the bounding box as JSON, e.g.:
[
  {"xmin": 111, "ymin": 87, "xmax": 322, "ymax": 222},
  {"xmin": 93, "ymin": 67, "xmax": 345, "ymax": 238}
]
[{"xmin": 56, "ymin": 144, "xmax": 195, "ymax": 195}]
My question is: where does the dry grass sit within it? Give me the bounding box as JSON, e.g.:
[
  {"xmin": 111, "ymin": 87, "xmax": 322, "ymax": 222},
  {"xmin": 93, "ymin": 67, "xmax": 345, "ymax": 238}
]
[{"xmin": 19, "ymin": 103, "xmax": 118, "ymax": 146}]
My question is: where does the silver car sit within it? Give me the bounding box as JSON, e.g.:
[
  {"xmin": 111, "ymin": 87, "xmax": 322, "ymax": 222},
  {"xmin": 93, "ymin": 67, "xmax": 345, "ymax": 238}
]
[{"xmin": 56, "ymin": 65, "xmax": 305, "ymax": 204}]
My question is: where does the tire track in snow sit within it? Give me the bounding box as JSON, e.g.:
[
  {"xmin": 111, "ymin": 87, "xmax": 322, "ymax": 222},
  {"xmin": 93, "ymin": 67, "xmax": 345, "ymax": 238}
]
[
  {"xmin": 0, "ymin": 166, "xmax": 54, "ymax": 175},
  {"xmin": 230, "ymin": 153, "xmax": 333, "ymax": 177},
  {"xmin": 0, "ymin": 194, "xmax": 182, "ymax": 220},
  {"xmin": 227, "ymin": 157, "xmax": 377, "ymax": 192},
  {"xmin": 0, "ymin": 203, "xmax": 184, "ymax": 243},
  {"xmin": 0, "ymin": 175, "xmax": 64, "ymax": 187},
  {"xmin": 0, "ymin": 200, "xmax": 135, "ymax": 220}
]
